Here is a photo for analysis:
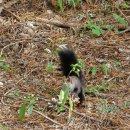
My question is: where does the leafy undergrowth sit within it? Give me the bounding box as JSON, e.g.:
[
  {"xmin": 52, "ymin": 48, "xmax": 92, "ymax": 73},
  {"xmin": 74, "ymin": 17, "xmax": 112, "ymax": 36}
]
[{"xmin": 0, "ymin": 0, "xmax": 130, "ymax": 130}]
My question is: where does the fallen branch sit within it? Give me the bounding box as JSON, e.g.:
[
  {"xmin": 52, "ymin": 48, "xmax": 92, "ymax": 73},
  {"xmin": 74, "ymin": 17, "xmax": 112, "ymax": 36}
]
[
  {"xmin": 36, "ymin": 17, "xmax": 72, "ymax": 29},
  {"xmin": 33, "ymin": 109, "xmax": 64, "ymax": 127}
]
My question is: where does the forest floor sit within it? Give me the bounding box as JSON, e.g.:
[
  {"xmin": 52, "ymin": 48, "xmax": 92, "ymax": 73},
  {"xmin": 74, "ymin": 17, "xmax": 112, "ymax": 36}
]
[{"xmin": 0, "ymin": 0, "xmax": 130, "ymax": 130}]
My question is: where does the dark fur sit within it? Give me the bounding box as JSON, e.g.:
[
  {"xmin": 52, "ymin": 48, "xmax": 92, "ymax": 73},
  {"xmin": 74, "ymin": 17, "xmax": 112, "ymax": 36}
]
[
  {"xmin": 58, "ymin": 48, "xmax": 85, "ymax": 104},
  {"xmin": 58, "ymin": 48, "xmax": 82, "ymax": 78}
]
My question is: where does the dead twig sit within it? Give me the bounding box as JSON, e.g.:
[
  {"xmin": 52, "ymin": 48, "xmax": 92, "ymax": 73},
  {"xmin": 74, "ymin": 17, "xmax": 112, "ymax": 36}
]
[
  {"xmin": 36, "ymin": 17, "xmax": 71, "ymax": 29},
  {"xmin": 33, "ymin": 109, "xmax": 64, "ymax": 127},
  {"xmin": 118, "ymin": 26, "xmax": 130, "ymax": 34},
  {"xmin": 0, "ymin": 42, "xmax": 20, "ymax": 56},
  {"xmin": 3, "ymin": 8, "xmax": 21, "ymax": 21}
]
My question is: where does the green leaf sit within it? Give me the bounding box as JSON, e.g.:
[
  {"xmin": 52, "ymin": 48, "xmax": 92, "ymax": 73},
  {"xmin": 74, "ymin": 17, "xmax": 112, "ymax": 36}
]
[
  {"xmin": 57, "ymin": 83, "xmax": 70, "ymax": 113},
  {"xmin": 28, "ymin": 104, "xmax": 34, "ymax": 115},
  {"xmin": 68, "ymin": 0, "xmax": 75, "ymax": 7},
  {"xmin": 101, "ymin": 64, "xmax": 109, "ymax": 75},
  {"xmin": 106, "ymin": 24, "xmax": 113, "ymax": 30},
  {"xmin": 0, "ymin": 62, "xmax": 10, "ymax": 70},
  {"xmin": 101, "ymin": 83, "xmax": 107, "ymax": 91},
  {"xmin": 113, "ymin": 13, "xmax": 128, "ymax": 25},
  {"xmin": 91, "ymin": 66, "xmax": 97, "ymax": 76},
  {"xmin": 58, "ymin": 0, "xmax": 63, "ymax": 12},
  {"xmin": 19, "ymin": 103, "xmax": 26, "ymax": 120},
  {"xmin": 0, "ymin": 124, "xmax": 7, "ymax": 130},
  {"xmin": 120, "ymin": 2, "xmax": 130, "ymax": 8},
  {"xmin": 87, "ymin": 20, "xmax": 103, "ymax": 36},
  {"xmin": 46, "ymin": 62, "xmax": 54, "ymax": 73},
  {"xmin": 58, "ymin": 90, "xmax": 65, "ymax": 102},
  {"xmin": 78, "ymin": 59, "xmax": 85, "ymax": 69},
  {"xmin": 114, "ymin": 28, "xmax": 119, "ymax": 34},
  {"xmin": 70, "ymin": 63, "xmax": 82, "ymax": 77}
]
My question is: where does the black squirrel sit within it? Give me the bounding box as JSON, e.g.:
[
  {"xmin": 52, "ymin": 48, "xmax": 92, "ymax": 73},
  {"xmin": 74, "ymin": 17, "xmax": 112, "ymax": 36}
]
[{"xmin": 58, "ymin": 46, "xmax": 85, "ymax": 105}]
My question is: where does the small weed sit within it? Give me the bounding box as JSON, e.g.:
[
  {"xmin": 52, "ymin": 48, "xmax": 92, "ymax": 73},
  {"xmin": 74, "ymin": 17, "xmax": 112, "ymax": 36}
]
[
  {"xmin": 101, "ymin": 83, "xmax": 108, "ymax": 91},
  {"xmin": 106, "ymin": 24, "xmax": 114, "ymax": 31},
  {"xmin": 87, "ymin": 20, "xmax": 103, "ymax": 36},
  {"xmin": 57, "ymin": 0, "xmax": 82, "ymax": 11},
  {"xmin": 46, "ymin": 62, "xmax": 54, "ymax": 73},
  {"xmin": 57, "ymin": 83, "xmax": 70, "ymax": 113},
  {"xmin": 114, "ymin": 28, "xmax": 120, "ymax": 34},
  {"xmin": 58, "ymin": 0, "xmax": 63, "ymax": 12},
  {"xmin": 78, "ymin": 59, "xmax": 85, "ymax": 69},
  {"xmin": 85, "ymin": 84, "xmax": 100, "ymax": 96},
  {"xmin": 19, "ymin": 94, "xmax": 38, "ymax": 120},
  {"xmin": 58, "ymin": 90, "xmax": 65, "ymax": 102},
  {"xmin": 0, "ymin": 124, "xmax": 7, "ymax": 130},
  {"xmin": 120, "ymin": 1, "xmax": 130, "ymax": 8},
  {"xmin": 112, "ymin": 60, "xmax": 121, "ymax": 68},
  {"xmin": 124, "ymin": 101, "xmax": 130, "ymax": 108},
  {"xmin": 93, "ymin": 86, "xmax": 100, "ymax": 96},
  {"xmin": 113, "ymin": 13, "xmax": 128, "ymax": 26},
  {"xmin": 70, "ymin": 63, "xmax": 82, "ymax": 77},
  {"xmin": 91, "ymin": 66, "xmax": 97, "ymax": 77},
  {"xmin": 67, "ymin": 0, "xmax": 82, "ymax": 7},
  {"xmin": 100, "ymin": 64, "xmax": 110, "ymax": 75},
  {"xmin": 19, "ymin": 102, "xmax": 26, "ymax": 121},
  {"xmin": 86, "ymin": 81, "xmax": 113, "ymax": 95},
  {"xmin": 0, "ymin": 56, "xmax": 11, "ymax": 71},
  {"xmin": 100, "ymin": 81, "xmax": 113, "ymax": 91},
  {"xmin": 96, "ymin": 99, "xmax": 119, "ymax": 114},
  {"xmin": 57, "ymin": 83, "xmax": 74, "ymax": 118}
]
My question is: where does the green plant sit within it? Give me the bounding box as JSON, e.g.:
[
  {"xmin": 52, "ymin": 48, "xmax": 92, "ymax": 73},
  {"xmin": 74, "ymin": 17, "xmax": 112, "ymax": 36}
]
[
  {"xmin": 67, "ymin": 0, "xmax": 82, "ymax": 7},
  {"xmin": 114, "ymin": 28, "xmax": 120, "ymax": 34},
  {"xmin": 113, "ymin": 13, "xmax": 128, "ymax": 25},
  {"xmin": 58, "ymin": 0, "xmax": 63, "ymax": 12},
  {"xmin": 120, "ymin": 1, "xmax": 130, "ymax": 8},
  {"xmin": 0, "ymin": 56, "xmax": 10, "ymax": 70},
  {"xmin": 46, "ymin": 62, "xmax": 54, "ymax": 73},
  {"xmin": 0, "ymin": 124, "xmax": 7, "ymax": 130},
  {"xmin": 78, "ymin": 59, "xmax": 85, "ymax": 69},
  {"xmin": 93, "ymin": 85, "xmax": 100, "ymax": 96},
  {"xmin": 106, "ymin": 24, "xmax": 114, "ymax": 31},
  {"xmin": 19, "ymin": 94, "xmax": 38, "ymax": 120},
  {"xmin": 57, "ymin": 83, "xmax": 70, "ymax": 113},
  {"xmin": 85, "ymin": 84, "xmax": 100, "ymax": 96},
  {"xmin": 19, "ymin": 102, "xmax": 26, "ymax": 121},
  {"xmin": 91, "ymin": 66, "xmax": 97, "ymax": 77},
  {"xmin": 70, "ymin": 63, "xmax": 82, "ymax": 77},
  {"xmin": 57, "ymin": 83, "xmax": 74, "ymax": 118},
  {"xmin": 58, "ymin": 90, "xmax": 65, "ymax": 102},
  {"xmin": 100, "ymin": 64, "xmax": 110, "ymax": 75},
  {"xmin": 87, "ymin": 20, "xmax": 103, "ymax": 36},
  {"xmin": 112, "ymin": 60, "xmax": 121, "ymax": 68},
  {"xmin": 101, "ymin": 83, "xmax": 108, "ymax": 91},
  {"xmin": 124, "ymin": 101, "xmax": 130, "ymax": 108},
  {"xmin": 96, "ymin": 99, "xmax": 119, "ymax": 114}
]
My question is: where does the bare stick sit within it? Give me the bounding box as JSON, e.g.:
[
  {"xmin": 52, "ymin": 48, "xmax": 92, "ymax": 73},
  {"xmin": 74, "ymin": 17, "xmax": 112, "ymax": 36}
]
[{"xmin": 33, "ymin": 109, "xmax": 64, "ymax": 127}]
